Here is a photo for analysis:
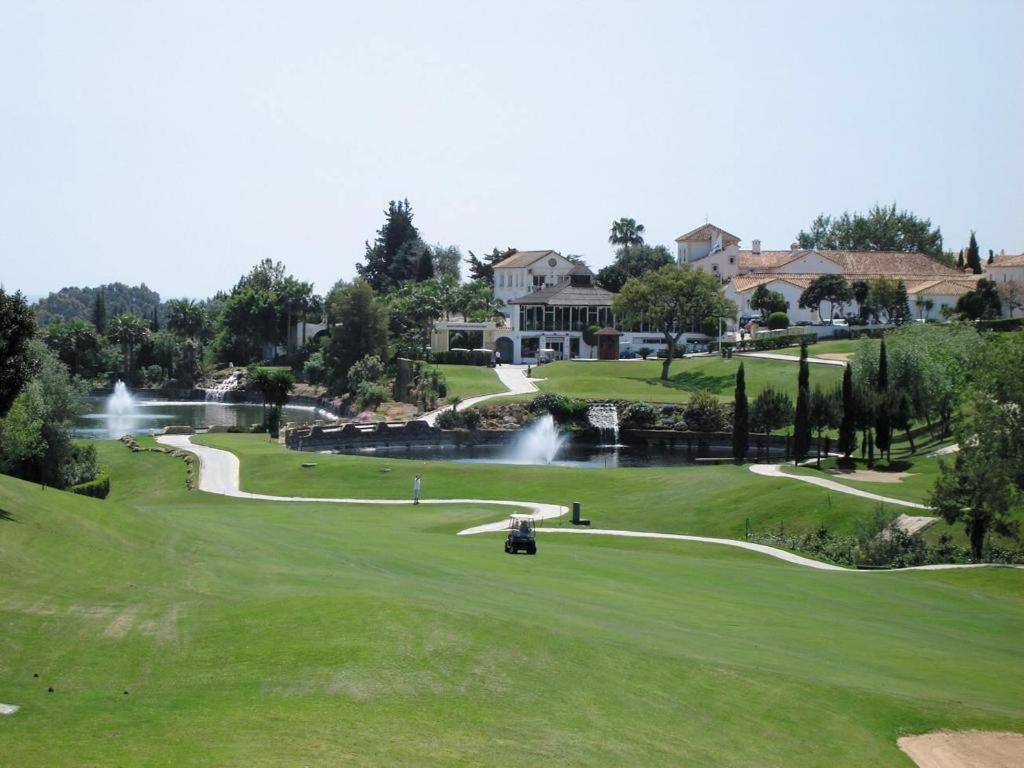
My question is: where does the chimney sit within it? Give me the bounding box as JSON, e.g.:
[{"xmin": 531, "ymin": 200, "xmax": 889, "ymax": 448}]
[
  {"xmin": 752, "ymin": 239, "xmax": 761, "ymax": 255},
  {"xmin": 790, "ymin": 242, "xmax": 799, "ymax": 253}
]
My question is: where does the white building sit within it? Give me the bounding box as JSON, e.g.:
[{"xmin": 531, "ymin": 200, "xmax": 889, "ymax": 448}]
[
  {"xmin": 675, "ymin": 223, "xmax": 982, "ymax": 322},
  {"xmin": 986, "ymin": 251, "xmax": 1024, "ymax": 284}
]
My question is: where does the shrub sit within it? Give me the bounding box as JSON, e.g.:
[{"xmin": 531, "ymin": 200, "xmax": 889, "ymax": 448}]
[
  {"xmin": 69, "ymin": 469, "xmax": 110, "ymax": 499},
  {"xmin": 355, "ymin": 380, "xmax": 390, "ymax": 409},
  {"xmin": 436, "ymin": 409, "xmax": 458, "ymax": 429},
  {"xmin": 622, "ymin": 401, "xmax": 657, "ymax": 427},
  {"xmin": 638, "ymin": 346, "xmax": 654, "ymax": 360},
  {"xmin": 529, "ymin": 392, "xmax": 587, "ymax": 421},
  {"xmin": 303, "ymin": 351, "xmax": 325, "ymax": 385},
  {"xmin": 719, "ymin": 332, "xmax": 816, "ymax": 353},
  {"xmin": 347, "ymin": 354, "xmax": 387, "ymax": 394},
  {"xmin": 684, "ymin": 389, "xmax": 726, "ymax": 431},
  {"xmin": 767, "ymin": 311, "xmax": 790, "ymax": 330}
]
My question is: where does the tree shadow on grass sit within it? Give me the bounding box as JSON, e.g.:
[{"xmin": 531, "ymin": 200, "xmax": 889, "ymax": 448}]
[
  {"xmin": 0, "ymin": 507, "xmax": 16, "ymax": 523},
  {"xmin": 642, "ymin": 371, "xmax": 734, "ymax": 393}
]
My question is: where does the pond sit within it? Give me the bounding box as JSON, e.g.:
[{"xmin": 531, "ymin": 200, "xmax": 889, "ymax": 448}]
[{"xmin": 74, "ymin": 397, "xmax": 316, "ymax": 439}]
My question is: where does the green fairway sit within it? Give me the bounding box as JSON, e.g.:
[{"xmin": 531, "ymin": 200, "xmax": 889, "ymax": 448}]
[
  {"xmin": 433, "ymin": 364, "xmax": 504, "ymax": 400},
  {"xmin": 197, "ymin": 434, "xmax": 886, "ymax": 538},
  {"xmin": 774, "ymin": 339, "xmax": 859, "ymax": 357},
  {"xmin": 533, "ymin": 357, "xmax": 842, "ymax": 403},
  {"xmin": 2, "ymin": 441, "xmax": 1022, "ymax": 767}
]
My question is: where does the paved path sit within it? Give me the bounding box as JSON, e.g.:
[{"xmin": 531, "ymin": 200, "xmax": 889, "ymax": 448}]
[
  {"xmin": 157, "ymin": 435, "xmax": 1021, "ymax": 572},
  {"xmin": 421, "ymin": 365, "xmax": 537, "ymax": 426},
  {"xmin": 749, "ymin": 462, "xmax": 932, "ymax": 510},
  {"xmin": 737, "ymin": 351, "xmax": 847, "ymax": 366}
]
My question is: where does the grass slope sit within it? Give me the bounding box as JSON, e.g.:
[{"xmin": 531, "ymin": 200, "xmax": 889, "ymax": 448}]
[
  {"xmin": 534, "ymin": 357, "xmax": 842, "ymax": 403},
  {"xmin": 433, "ymin": 364, "xmax": 504, "ymax": 400},
  {"xmin": 1, "ymin": 441, "xmax": 1021, "ymax": 766},
  {"xmin": 775, "ymin": 339, "xmax": 859, "ymax": 357}
]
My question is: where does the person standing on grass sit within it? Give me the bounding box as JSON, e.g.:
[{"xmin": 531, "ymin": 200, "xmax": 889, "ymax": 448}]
[{"xmin": 413, "ymin": 474, "xmax": 422, "ymax": 505}]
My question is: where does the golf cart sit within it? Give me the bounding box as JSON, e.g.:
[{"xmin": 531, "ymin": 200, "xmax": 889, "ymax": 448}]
[{"xmin": 504, "ymin": 514, "xmax": 537, "ymax": 555}]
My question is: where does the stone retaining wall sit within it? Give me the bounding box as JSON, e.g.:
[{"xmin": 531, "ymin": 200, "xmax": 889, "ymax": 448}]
[{"xmin": 284, "ymin": 420, "xmax": 508, "ymax": 452}]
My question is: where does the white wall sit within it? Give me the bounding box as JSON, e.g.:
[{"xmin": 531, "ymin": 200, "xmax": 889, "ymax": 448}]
[
  {"xmin": 775, "ymin": 253, "xmax": 843, "ymax": 275},
  {"xmin": 493, "ymin": 253, "xmax": 575, "ymax": 312}
]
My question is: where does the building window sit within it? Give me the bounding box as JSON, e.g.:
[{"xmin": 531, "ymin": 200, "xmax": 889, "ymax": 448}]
[
  {"xmin": 521, "ymin": 337, "xmax": 540, "ymax": 358},
  {"xmin": 533, "ymin": 275, "xmax": 546, "ymax": 288}
]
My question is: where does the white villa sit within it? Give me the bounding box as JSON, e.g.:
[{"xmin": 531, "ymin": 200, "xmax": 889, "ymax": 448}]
[
  {"xmin": 676, "ymin": 223, "xmax": 983, "ymax": 323},
  {"xmin": 427, "ymin": 223, "xmax": 1017, "ymax": 365}
]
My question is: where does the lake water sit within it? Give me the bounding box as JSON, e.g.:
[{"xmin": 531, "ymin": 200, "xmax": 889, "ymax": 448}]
[
  {"xmin": 327, "ymin": 441, "xmax": 728, "ymax": 469},
  {"xmin": 75, "ymin": 397, "xmax": 316, "ymax": 439}
]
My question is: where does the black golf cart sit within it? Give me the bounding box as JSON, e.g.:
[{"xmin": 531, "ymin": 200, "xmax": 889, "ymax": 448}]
[{"xmin": 504, "ymin": 514, "xmax": 537, "ymax": 555}]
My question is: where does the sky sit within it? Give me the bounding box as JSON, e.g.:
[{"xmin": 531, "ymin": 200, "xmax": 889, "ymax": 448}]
[{"xmin": 2, "ymin": 0, "xmax": 1022, "ymax": 300}]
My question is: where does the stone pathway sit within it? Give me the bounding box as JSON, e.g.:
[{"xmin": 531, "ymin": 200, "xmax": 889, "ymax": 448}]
[
  {"xmin": 737, "ymin": 351, "xmax": 847, "ymax": 366},
  {"xmin": 156, "ymin": 436, "xmax": 1023, "ymax": 572},
  {"xmin": 421, "ymin": 364, "xmax": 537, "ymax": 426}
]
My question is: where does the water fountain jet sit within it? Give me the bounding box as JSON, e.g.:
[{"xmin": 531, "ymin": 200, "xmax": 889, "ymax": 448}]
[{"xmin": 504, "ymin": 414, "xmax": 567, "ymax": 464}]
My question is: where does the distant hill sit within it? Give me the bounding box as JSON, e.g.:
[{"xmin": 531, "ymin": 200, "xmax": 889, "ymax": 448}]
[{"xmin": 32, "ymin": 282, "xmax": 162, "ymax": 326}]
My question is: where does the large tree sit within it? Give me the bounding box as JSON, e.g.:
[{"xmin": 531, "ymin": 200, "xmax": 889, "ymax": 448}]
[
  {"xmin": 106, "ymin": 313, "xmax": 150, "ymax": 384},
  {"xmin": 809, "ymin": 386, "xmax": 840, "ymax": 468},
  {"xmin": 430, "ymin": 244, "xmax": 462, "ymax": 281},
  {"xmin": 866, "ymin": 277, "xmax": 911, "ymax": 323},
  {"xmin": 955, "ymin": 278, "xmax": 1002, "ymax": 320},
  {"xmin": 356, "ymin": 199, "xmax": 422, "ymax": 291},
  {"xmin": 465, "ymin": 248, "xmax": 516, "ymax": 285},
  {"xmin": 608, "ymin": 217, "xmax": 646, "ymax": 247},
  {"xmin": 997, "ymin": 281, "xmax": 1023, "ymax": 318},
  {"xmin": 613, "ymin": 265, "xmax": 735, "ymax": 381},
  {"xmin": 0, "ymin": 289, "xmax": 37, "ymax": 416},
  {"xmin": 751, "ymin": 387, "xmax": 794, "ymax": 460},
  {"xmin": 749, "ymin": 284, "xmax": 788, "ymax": 320},
  {"xmin": 43, "ymin": 319, "xmax": 99, "ymax": 379},
  {"xmin": 596, "ymin": 244, "xmax": 675, "ymax": 293},
  {"xmin": 796, "ymin": 203, "xmax": 944, "ymax": 261},
  {"xmin": 323, "ymin": 280, "xmax": 389, "ymax": 393},
  {"xmin": 798, "ymin": 275, "xmax": 852, "ymax": 323}
]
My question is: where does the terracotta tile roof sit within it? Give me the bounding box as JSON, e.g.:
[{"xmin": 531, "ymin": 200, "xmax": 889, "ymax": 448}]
[
  {"xmin": 736, "ymin": 249, "xmax": 960, "ymax": 275},
  {"xmin": 507, "ymin": 281, "xmax": 615, "ymax": 306},
  {"xmin": 675, "ymin": 223, "xmax": 741, "ymax": 244},
  {"xmin": 989, "ymin": 253, "xmax": 1024, "ymax": 268},
  {"xmin": 731, "ymin": 272, "xmax": 981, "ymax": 296},
  {"xmin": 493, "ymin": 250, "xmax": 560, "ymax": 269}
]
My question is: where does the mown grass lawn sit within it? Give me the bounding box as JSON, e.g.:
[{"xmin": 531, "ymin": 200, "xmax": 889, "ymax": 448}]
[
  {"xmin": 198, "ymin": 434, "xmax": 885, "ymax": 538},
  {"xmin": 1, "ymin": 439, "xmax": 1021, "ymax": 767},
  {"xmin": 533, "ymin": 357, "xmax": 842, "ymax": 403},
  {"xmin": 432, "ymin": 364, "xmax": 504, "ymax": 400},
  {"xmin": 775, "ymin": 339, "xmax": 860, "ymax": 357}
]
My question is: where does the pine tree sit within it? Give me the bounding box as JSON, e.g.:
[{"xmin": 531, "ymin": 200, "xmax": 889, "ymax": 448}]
[
  {"xmin": 793, "ymin": 342, "xmax": 811, "ymax": 464},
  {"xmin": 92, "ymin": 290, "xmax": 107, "ymax": 334},
  {"xmin": 732, "ymin": 363, "xmax": 749, "ymax": 462},
  {"xmin": 838, "ymin": 364, "xmax": 856, "ymax": 459},
  {"xmin": 874, "ymin": 338, "xmax": 892, "ymax": 461},
  {"xmin": 966, "ymin": 231, "xmax": 982, "ymax": 275}
]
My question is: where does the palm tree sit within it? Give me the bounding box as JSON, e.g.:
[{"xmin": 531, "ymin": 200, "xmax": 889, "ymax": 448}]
[
  {"xmin": 107, "ymin": 313, "xmax": 150, "ymax": 383},
  {"xmin": 166, "ymin": 298, "xmax": 208, "ymax": 340},
  {"xmin": 609, "ymin": 218, "xmax": 646, "ymax": 247}
]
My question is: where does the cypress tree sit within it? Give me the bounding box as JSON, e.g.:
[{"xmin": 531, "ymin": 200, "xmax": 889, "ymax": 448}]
[
  {"xmin": 92, "ymin": 290, "xmax": 107, "ymax": 334},
  {"xmin": 957, "ymin": 249, "xmax": 965, "ymax": 271},
  {"xmin": 793, "ymin": 342, "xmax": 811, "ymax": 464},
  {"xmin": 732, "ymin": 362, "xmax": 749, "ymax": 462},
  {"xmin": 151, "ymin": 305, "xmax": 160, "ymax": 332},
  {"xmin": 874, "ymin": 338, "xmax": 892, "ymax": 461},
  {"xmin": 967, "ymin": 231, "xmax": 982, "ymax": 274},
  {"xmin": 838, "ymin": 364, "xmax": 856, "ymax": 459}
]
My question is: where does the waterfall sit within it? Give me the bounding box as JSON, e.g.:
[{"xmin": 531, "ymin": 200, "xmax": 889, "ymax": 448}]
[
  {"xmin": 587, "ymin": 402, "xmax": 620, "ymax": 445},
  {"xmin": 205, "ymin": 370, "xmax": 244, "ymax": 401},
  {"xmin": 504, "ymin": 414, "xmax": 567, "ymax": 464}
]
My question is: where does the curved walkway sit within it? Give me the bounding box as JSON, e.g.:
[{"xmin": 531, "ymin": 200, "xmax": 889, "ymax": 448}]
[
  {"xmin": 749, "ymin": 462, "xmax": 931, "ymax": 510},
  {"xmin": 156, "ymin": 435, "xmax": 1021, "ymax": 573},
  {"xmin": 737, "ymin": 351, "xmax": 847, "ymax": 367},
  {"xmin": 421, "ymin": 365, "xmax": 538, "ymax": 426}
]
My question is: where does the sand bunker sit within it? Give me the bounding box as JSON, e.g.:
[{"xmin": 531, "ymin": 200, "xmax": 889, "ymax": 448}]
[
  {"xmin": 898, "ymin": 731, "xmax": 1024, "ymax": 768},
  {"xmin": 827, "ymin": 468, "xmax": 912, "ymax": 483}
]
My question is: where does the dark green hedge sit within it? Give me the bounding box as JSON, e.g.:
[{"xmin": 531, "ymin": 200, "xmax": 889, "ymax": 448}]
[
  {"xmin": 431, "ymin": 349, "xmax": 493, "ymax": 366},
  {"xmin": 976, "ymin": 317, "xmax": 1024, "ymax": 332},
  {"xmin": 720, "ymin": 332, "xmax": 818, "ymax": 352},
  {"xmin": 69, "ymin": 470, "xmax": 110, "ymax": 499}
]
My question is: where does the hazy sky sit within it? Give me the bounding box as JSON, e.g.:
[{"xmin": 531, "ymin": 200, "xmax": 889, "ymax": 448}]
[{"xmin": 2, "ymin": 1, "xmax": 1022, "ymax": 299}]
